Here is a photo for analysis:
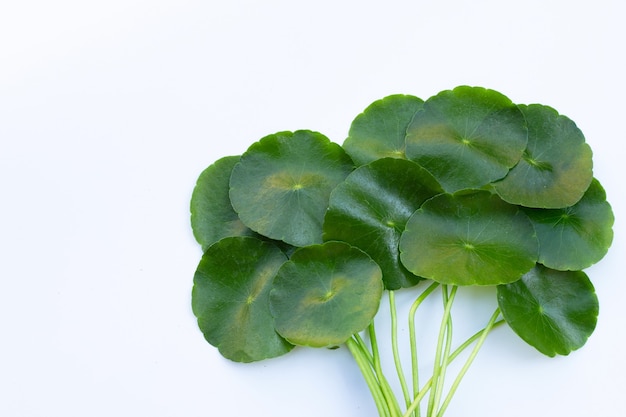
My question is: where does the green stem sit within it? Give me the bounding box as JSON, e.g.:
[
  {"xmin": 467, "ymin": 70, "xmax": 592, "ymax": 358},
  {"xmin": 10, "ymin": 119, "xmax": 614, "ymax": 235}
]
[
  {"xmin": 346, "ymin": 336, "xmax": 391, "ymax": 417},
  {"xmin": 435, "ymin": 308, "xmax": 501, "ymax": 417},
  {"xmin": 403, "ymin": 379, "xmax": 432, "ymax": 417},
  {"xmin": 353, "ymin": 332, "xmax": 375, "ymax": 366},
  {"xmin": 389, "ymin": 291, "xmax": 412, "ymax": 409},
  {"xmin": 447, "ymin": 319, "xmax": 504, "ymax": 363},
  {"xmin": 402, "ymin": 318, "xmax": 505, "ymax": 417},
  {"xmin": 427, "ymin": 286, "xmax": 457, "ymax": 417},
  {"xmin": 408, "ymin": 281, "xmax": 439, "ymax": 417},
  {"xmin": 433, "ymin": 287, "xmax": 455, "ymax": 416},
  {"xmin": 369, "ymin": 323, "xmax": 403, "ymax": 417}
]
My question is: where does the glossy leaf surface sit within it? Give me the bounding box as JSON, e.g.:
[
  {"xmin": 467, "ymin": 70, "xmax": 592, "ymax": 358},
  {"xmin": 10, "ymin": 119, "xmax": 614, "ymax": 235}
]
[
  {"xmin": 229, "ymin": 130, "xmax": 354, "ymax": 247},
  {"xmin": 399, "ymin": 191, "xmax": 537, "ymax": 285},
  {"xmin": 192, "ymin": 237, "xmax": 292, "ymax": 362},
  {"xmin": 343, "ymin": 94, "xmax": 424, "ymax": 165},
  {"xmin": 497, "ymin": 265, "xmax": 599, "ymax": 357},
  {"xmin": 190, "ymin": 156, "xmax": 255, "ymax": 251},
  {"xmin": 493, "ymin": 104, "xmax": 593, "ymax": 208},
  {"xmin": 405, "ymin": 86, "xmax": 528, "ymax": 193},
  {"xmin": 270, "ymin": 242, "xmax": 383, "ymax": 347},
  {"xmin": 323, "ymin": 158, "xmax": 443, "ymax": 289},
  {"xmin": 523, "ymin": 178, "xmax": 614, "ymax": 270}
]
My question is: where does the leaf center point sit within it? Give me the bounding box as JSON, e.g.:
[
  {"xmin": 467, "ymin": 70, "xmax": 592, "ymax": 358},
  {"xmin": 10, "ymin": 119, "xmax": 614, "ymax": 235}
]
[
  {"xmin": 462, "ymin": 242, "xmax": 476, "ymax": 251},
  {"xmin": 523, "ymin": 151, "xmax": 553, "ymax": 172},
  {"xmin": 320, "ymin": 290, "xmax": 336, "ymax": 302}
]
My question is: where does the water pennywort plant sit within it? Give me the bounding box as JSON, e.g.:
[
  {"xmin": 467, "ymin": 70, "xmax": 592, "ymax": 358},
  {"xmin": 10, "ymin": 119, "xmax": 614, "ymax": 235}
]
[{"xmin": 190, "ymin": 86, "xmax": 614, "ymax": 416}]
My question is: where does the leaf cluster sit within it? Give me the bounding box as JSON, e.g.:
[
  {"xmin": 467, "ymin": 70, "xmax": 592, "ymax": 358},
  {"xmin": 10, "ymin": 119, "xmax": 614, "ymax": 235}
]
[{"xmin": 190, "ymin": 86, "xmax": 614, "ymax": 362}]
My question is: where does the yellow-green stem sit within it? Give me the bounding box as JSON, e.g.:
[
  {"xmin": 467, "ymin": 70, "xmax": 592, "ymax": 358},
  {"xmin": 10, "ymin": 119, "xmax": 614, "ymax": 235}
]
[
  {"xmin": 346, "ymin": 337, "xmax": 390, "ymax": 417},
  {"xmin": 409, "ymin": 282, "xmax": 440, "ymax": 417},
  {"xmin": 369, "ymin": 323, "xmax": 403, "ymax": 417},
  {"xmin": 389, "ymin": 291, "xmax": 412, "ymax": 409},
  {"xmin": 427, "ymin": 286, "xmax": 457, "ymax": 416}
]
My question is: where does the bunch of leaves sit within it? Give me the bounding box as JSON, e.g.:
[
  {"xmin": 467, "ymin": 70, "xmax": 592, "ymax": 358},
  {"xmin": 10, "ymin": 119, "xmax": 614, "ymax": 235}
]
[{"xmin": 190, "ymin": 86, "xmax": 614, "ymax": 417}]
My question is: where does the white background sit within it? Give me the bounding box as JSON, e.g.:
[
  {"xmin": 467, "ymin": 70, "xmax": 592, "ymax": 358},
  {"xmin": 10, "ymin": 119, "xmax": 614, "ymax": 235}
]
[{"xmin": 1, "ymin": 1, "xmax": 624, "ymax": 416}]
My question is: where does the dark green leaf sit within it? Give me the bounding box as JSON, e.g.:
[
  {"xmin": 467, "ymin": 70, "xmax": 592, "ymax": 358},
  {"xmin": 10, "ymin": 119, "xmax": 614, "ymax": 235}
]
[
  {"xmin": 343, "ymin": 94, "xmax": 424, "ymax": 165},
  {"xmin": 270, "ymin": 242, "xmax": 383, "ymax": 347},
  {"xmin": 192, "ymin": 237, "xmax": 292, "ymax": 362},
  {"xmin": 190, "ymin": 156, "xmax": 256, "ymax": 251},
  {"xmin": 493, "ymin": 104, "xmax": 593, "ymax": 208},
  {"xmin": 399, "ymin": 191, "xmax": 537, "ymax": 285},
  {"xmin": 323, "ymin": 158, "xmax": 443, "ymax": 289},
  {"xmin": 497, "ymin": 265, "xmax": 599, "ymax": 357},
  {"xmin": 405, "ymin": 86, "xmax": 528, "ymax": 193},
  {"xmin": 522, "ymin": 178, "xmax": 614, "ymax": 270},
  {"xmin": 229, "ymin": 130, "xmax": 354, "ymax": 247}
]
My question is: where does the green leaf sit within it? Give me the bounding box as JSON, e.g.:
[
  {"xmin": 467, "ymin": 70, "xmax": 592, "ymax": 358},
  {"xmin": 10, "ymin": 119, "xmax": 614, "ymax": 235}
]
[
  {"xmin": 343, "ymin": 94, "xmax": 424, "ymax": 165},
  {"xmin": 192, "ymin": 237, "xmax": 292, "ymax": 362},
  {"xmin": 522, "ymin": 178, "xmax": 614, "ymax": 270},
  {"xmin": 190, "ymin": 156, "xmax": 295, "ymax": 255},
  {"xmin": 497, "ymin": 265, "xmax": 599, "ymax": 357},
  {"xmin": 405, "ymin": 86, "xmax": 528, "ymax": 193},
  {"xmin": 399, "ymin": 191, "xmax": 537, "ymax": 285},
  {"xmin": 229, "ymin": 130, "xmax": 354, "ymax": 247},
  {"xmin": 270, "ymin": 242, "xmax": 384, "ymax": 347},
  {"xmin": 493, "ymin": 104, "xmax": 593, "ymax": 208},
  {"xmin": 323, "ymin": 158, "xmax": 443, "ymax": 290},
  {"xmin": 190, "ymin": 156, "xmax": 256, "ymax": 251}
]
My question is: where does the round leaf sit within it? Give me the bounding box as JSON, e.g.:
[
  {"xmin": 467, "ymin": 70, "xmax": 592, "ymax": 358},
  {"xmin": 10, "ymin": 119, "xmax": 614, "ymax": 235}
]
[
  {"xmin": 522, "ymin": 178, "xmax": 614, "ymax": 270},
  {"xmin": 497, "ymin": 265, "xmax": 599, "ymax": 357},
  {"xmin": 405, "ymin": 86, "xmax": 528, "ymax": 193},
  {"xmin": 190, "ymin": 156, "xmax": 256, "ymax": 251},
  {"xmin": 270, "ymin": 242, "xmax": 384, "ymax": 347},
  {"xmin": 493, "ymin": 104, "xmax": 593, "ymax": 208},
  {"xmin": 399, "ymin": 191, "xmax": 538, "ymax": 286},
  {"xmin": 323, "ymin": 158, "xmax": 443, "ymax": 290},
  {"xmin": 229, "ymin": 130, "xmax": 354, "ymax": 247},
  {"xmin": 343, "ymin": 94, "xmax": 424, "ymax": 165},
  {"xmin": 192, "ymin": 237, "xmax": 292, "ymax": 362}
]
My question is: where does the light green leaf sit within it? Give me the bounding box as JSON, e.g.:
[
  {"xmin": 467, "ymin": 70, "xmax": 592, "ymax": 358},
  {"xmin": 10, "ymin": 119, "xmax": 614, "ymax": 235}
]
[
  {"xmin": 405, "ymin": 86, "xmax": 528, "ymax": 193},
  {"xmin": 493, "ymin": 104, "xmax": 593, "ymax": 208},
  {"xmin": 229, "ymin": 130, "xmax": 354, "ymax": 247},
  {"xmin": 399, "ymin": 191, "xmax": 537, "ymax": 285},
  {"xmin": 270, "ymin": 242, "xmax": 383, "ymax": 347},
  {"xmin": 192, "ymin": 237, "xmax": 292, "ymax": 362}
]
